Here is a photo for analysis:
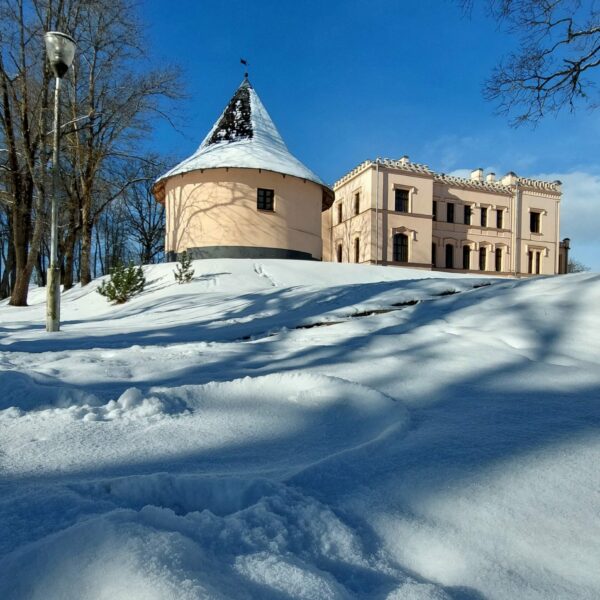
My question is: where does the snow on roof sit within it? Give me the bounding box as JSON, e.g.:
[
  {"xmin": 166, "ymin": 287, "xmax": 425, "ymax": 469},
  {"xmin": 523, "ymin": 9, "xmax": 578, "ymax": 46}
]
[{"xmin": 155, "ymin": 79, "xmax": 330, "ymax": 194}]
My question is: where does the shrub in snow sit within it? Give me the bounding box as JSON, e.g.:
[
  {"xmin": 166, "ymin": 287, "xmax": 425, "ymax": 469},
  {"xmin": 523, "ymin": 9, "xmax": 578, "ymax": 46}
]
[
  {"xmin": 97, "ymin": 262, "xmax": 145, "ymax": 304},
  {"xmin": 174, "ymin": 251, "xmax": 195, "ymax": 284}
]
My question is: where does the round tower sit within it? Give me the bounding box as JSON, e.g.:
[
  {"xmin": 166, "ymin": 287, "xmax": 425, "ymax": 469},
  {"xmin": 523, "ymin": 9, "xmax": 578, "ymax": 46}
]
[{"xmin": 152, "ymin": 79, "xmax": 333, "ymax": 261}]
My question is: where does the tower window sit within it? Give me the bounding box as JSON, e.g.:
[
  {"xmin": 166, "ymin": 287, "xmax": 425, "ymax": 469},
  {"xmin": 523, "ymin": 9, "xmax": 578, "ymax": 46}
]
[
  {"xmin": 395, "ymin": 189, "xmax": 409, "ymax": 212},
  {"xmin": 337, "ymin": 203, "xmax": 343, "ymax": 224},
  {"xmin": 257, "ymin": 188, "xmax": 274, "ymax": 211},
  {"xmin": 354, "ymin": 193, "xmax": 360, "ymax": 215},
  {"xmin": 496, "ymin": 209, "xmax": 503, "ymax": 229},
  {"xmin": 530, "ymin": 211, "xmax": 541, "ymax": 233},
  {"xmin": 432, "ymin": 201, "xmax": 437, "ymax": 221},
  {"xmin": 447, "ymin": 203, "xmax": 454, "ymax": 223},
  {"xmin": 481, "ymin": 207, "xmax": 488, "ymax": 227}
]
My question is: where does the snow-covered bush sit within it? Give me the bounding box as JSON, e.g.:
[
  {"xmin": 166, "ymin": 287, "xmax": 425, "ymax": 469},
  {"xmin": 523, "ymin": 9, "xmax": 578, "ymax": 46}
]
[
  {"xmin": 174, "ymin": 251, "xmax": 195, "ymax": 284},
  {"xmin": 97, "ymin": 262, "xmax": 146, "ymax": 304}
]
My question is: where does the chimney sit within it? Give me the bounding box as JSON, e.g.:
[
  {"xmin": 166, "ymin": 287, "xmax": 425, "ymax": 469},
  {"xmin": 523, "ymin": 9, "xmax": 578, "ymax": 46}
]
[
  {"xmin": 501, "ymin": 171, "xmax": 518, "ymax": 186},
  {"xmin": 486, "ymin": 172, "xmax": 496, "ymax": 183},
  {"xmin": 470, "ymin": 168, "xmax": 484, "ymax": 182}
]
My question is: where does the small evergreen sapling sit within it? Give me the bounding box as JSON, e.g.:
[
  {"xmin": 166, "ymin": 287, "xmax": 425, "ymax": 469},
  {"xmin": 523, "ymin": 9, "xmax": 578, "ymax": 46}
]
[
  {"xmin": 97, "ymin": 262, "xmax": 146, "ymax": 304},
  {"xmin": 174, "ymin": 251, "xmax": 195, "ymax": 284}
]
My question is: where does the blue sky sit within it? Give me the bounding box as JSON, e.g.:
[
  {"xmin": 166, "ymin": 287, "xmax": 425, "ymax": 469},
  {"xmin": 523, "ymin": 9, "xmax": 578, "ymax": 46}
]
[{"xmin": 144, "ymin": 0, "xmax": 600, "ymax": 268}]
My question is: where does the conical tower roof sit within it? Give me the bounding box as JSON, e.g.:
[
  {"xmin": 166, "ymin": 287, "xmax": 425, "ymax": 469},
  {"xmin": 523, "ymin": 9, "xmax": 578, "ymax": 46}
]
[{"xmin": 154, "ymin": 79, "xmax": 332, "ymax": 203}]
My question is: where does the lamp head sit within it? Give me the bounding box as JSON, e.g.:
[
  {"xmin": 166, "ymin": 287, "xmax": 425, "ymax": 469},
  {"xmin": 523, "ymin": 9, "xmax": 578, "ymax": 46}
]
[{"xmin": 44, "ymin": 31, "xmax": 76, "ymax": 78}]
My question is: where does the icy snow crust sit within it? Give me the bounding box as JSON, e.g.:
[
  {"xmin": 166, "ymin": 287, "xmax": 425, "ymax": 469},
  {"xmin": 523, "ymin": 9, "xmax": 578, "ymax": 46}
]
[
  {"xmin": 1, "ymin": 260, "xmax": 600, "ymax": 599},
  {"xmin": 156, "ymin": 82, "xmax": 329, "ymax": 189}
]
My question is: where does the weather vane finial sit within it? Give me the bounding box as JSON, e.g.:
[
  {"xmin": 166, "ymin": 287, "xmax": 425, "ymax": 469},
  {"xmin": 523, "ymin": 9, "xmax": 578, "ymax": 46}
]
[{"xmin": 240, "ymin": 58, "xmax": 249, "ymax": 79}]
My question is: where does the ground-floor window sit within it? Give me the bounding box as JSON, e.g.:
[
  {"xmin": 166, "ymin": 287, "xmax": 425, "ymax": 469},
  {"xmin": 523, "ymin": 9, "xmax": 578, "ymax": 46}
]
[
  {"xmin": 432, "ymin": 243, "xmax": 436, "ymax": 266},
  {"xmin": 393, "ymin": 233, "xmax": 408, "ymax": 262},
  {"xmin": 445, "ymin": 244, "xmax": 454, "ymax": 269},
  {"xmin": 479, "ymin": 247, "xmax": 487, "ymax": 271},
  {"xmin": 528, "ymin": 250, "xmax": 542, "ymax": 274},
  {"xmin": 337, "ymin": 244, "xmax": 343, "ymax": 263},
  {"xmin": 495, "ymin": 248, "xmax": 502, "ymax": 272},
  {"xmin": 463, "ymin": 246, "xmax": 470, "ymax": 270},
  {"xmin": 354, "ymin": 237, "xmax": 360, "ymax": 263}
]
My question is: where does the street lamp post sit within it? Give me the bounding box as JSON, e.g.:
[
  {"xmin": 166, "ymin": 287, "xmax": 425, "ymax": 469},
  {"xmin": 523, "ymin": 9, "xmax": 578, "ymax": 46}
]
[{"xmin": 44, "ymin": 31, "xmax": 76, "ymax": 332}]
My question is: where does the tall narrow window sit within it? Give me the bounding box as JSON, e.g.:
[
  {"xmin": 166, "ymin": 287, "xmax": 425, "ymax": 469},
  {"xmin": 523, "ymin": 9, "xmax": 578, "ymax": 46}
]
[
  {"xmin": 495, "ymin": 248, "xmax": 502, "ymax": 272},
  {"xmin": 395, "ymin": 189, "xmax": 409, "ymax": 212},
  {"xmin": 432, "ymin": 201, "xmax": 437, "ymax": 221},
  {"xmin": 337, "ymin": 202, "xmax": 343, "ymax": 224},
  {"xmin": 530, "ymin": 211, "xmax": 541, "ymax": 233},
  {"xmin": 463, "ymin": 245, "xmax": 470, "ymax": 270},
  {"xmin": 496, "ymin": 209, "xmax": 503, "ymax": 229},
  {"xmin": 528, "ymin": 250, "xmax": 534, "ymax": 274},
  {"xmin": 536, "ymin": 251, "xmax": 541, "ymax": 274},
  {"xmin": 479, "ymin": 247, "xmax": 487, "ymax": 271},
  {"xmin": 337, "ymin": 244, "xmax": 343, "ymax": 263},
  {"xmin": 257, "ymin": 188, "xmax": 274, "ymax": 211},
  {"xmin": 354, "ymin": 193, "xmax": 360, "ymax": 216},
  {"xmin": 464, "ymin": 205, "xmax": 472, "ymax": 225},
  {"xmin": 445, "ymin": 244, "xmax": 454, "ymax": 269},
  {"xmin": 432, "ymin": 243, "xmax": 437, "ymax": 266},
  {"xmin": 447, "ymin": 203, "xmax": 454, "ymax": 223},
  {"xmin": 354, "ymin": 237, "xmax": 360, "ymax": 263},
  {"xmin": 393, "ymin": 233, "xmax": 408, "ymax": 262},
  {"xmin": 481, "ymin": 207, "xmax": 487, "ymax": 227}
]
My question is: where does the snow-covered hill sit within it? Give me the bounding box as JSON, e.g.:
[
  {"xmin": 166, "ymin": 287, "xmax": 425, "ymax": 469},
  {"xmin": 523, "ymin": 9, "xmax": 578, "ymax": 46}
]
[{"xmin": 1, "ymin": 260, "xmax": 599, "ymax": 600}]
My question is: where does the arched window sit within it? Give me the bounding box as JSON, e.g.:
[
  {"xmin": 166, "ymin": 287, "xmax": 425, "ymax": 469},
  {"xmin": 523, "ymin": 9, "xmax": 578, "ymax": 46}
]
[
  {"xmin": 337, "ymin": 244, "xmax": 343, "ymax": 263},
  {"xmin": 495, "ymin": 248, "xmax": 502, "ymax": 272},
  {"xmin": 479, "ymin": 247, "xmax": 487, "ymax": 271},
  {"xmin": 393, "ymin": 233, "xmax": 408, "ymax": 262},
  {"xmin": 463, "ymin": 245, "xmax": 470, "ymax": 270},
  {"xmin": 354, "ymin": 237, "xmax": 360, "ymax": 263},
  {"xmin": 445, "ymin": 244, "xmax": 454, "ymax": 269}
]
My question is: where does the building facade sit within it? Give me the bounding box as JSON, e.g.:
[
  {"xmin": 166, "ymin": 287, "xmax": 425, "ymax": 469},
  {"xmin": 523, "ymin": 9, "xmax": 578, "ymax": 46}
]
[
  {"xmin": 323, "ymin": 157, "xmax": 563, "ymax": 276},
  {"xmin": 153, "ymin": 78, "xmax": 333, "ymax": 261}
]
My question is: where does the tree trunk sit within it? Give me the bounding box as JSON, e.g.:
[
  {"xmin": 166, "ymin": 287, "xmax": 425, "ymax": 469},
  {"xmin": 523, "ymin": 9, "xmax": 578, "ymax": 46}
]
[{"xmin": 80, "ymin": 209, "xmax": 93, "ymax": 286}]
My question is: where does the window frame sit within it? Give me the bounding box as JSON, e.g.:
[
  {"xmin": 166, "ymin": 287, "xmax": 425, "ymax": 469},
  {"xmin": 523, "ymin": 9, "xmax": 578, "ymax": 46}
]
[
  {"xmin": 480, "ymin": 206, "xmax": 488, "ymax": 228},
  {"xmin": 394, "ymin": 188, "xmax": 409, "ymax": 213},
  {"xmin": 479, "ymin": 247, "xmax": 487, "ymax": 271},
  {"xmin": 496, "ymin": 209, "xmax": 503, "ymax": 229},
  {"xmin": 257, "ymin": 188, "xmax": 275, "ymax": 212},
  {"xmin": 464, "ymin": 205, "xmax": 472, "ymax": 225},
  {"xmin": 393, "ymin": 233, "xmax": 409, "ymax": 263},
  {"xmin": 445, "ymin": 244, "xmax": 454, "ymax": 269},
  {"xmin": 530, "ymin": 211, "xmax": 541, "ymax": 233},
  {"xmin": 462, "ymin": 245, "xmax": 470, "ymax": 270}
]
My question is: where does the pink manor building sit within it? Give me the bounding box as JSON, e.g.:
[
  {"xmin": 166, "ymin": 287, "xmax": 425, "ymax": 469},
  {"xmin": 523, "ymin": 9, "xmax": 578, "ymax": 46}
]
[{"xmin": 154, "ymin": 80, "xmax": 568, "ymax": 276}]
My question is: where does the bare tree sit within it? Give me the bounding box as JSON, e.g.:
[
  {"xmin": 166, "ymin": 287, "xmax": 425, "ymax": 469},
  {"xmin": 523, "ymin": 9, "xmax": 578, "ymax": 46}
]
[
  {"xmin": 463, "ymin": 0, "xmax": 599, "ymax": 125},
  {"xmin": 122, "ymin": 161, "xmax": 165, "ymax": 265},
  {"xmin": 567, "ymin": 258, "xmax": 590, "ymax": 272},
  {"xmin": 0, "ymin": 0, "xmax": 181, "ymax": 304}
]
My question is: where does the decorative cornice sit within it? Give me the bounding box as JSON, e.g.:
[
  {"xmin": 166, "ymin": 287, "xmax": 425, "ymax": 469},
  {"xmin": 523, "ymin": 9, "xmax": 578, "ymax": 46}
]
[{"xmin": 333, "ymin": 157, "xmax": 562, "ymax": 197}]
